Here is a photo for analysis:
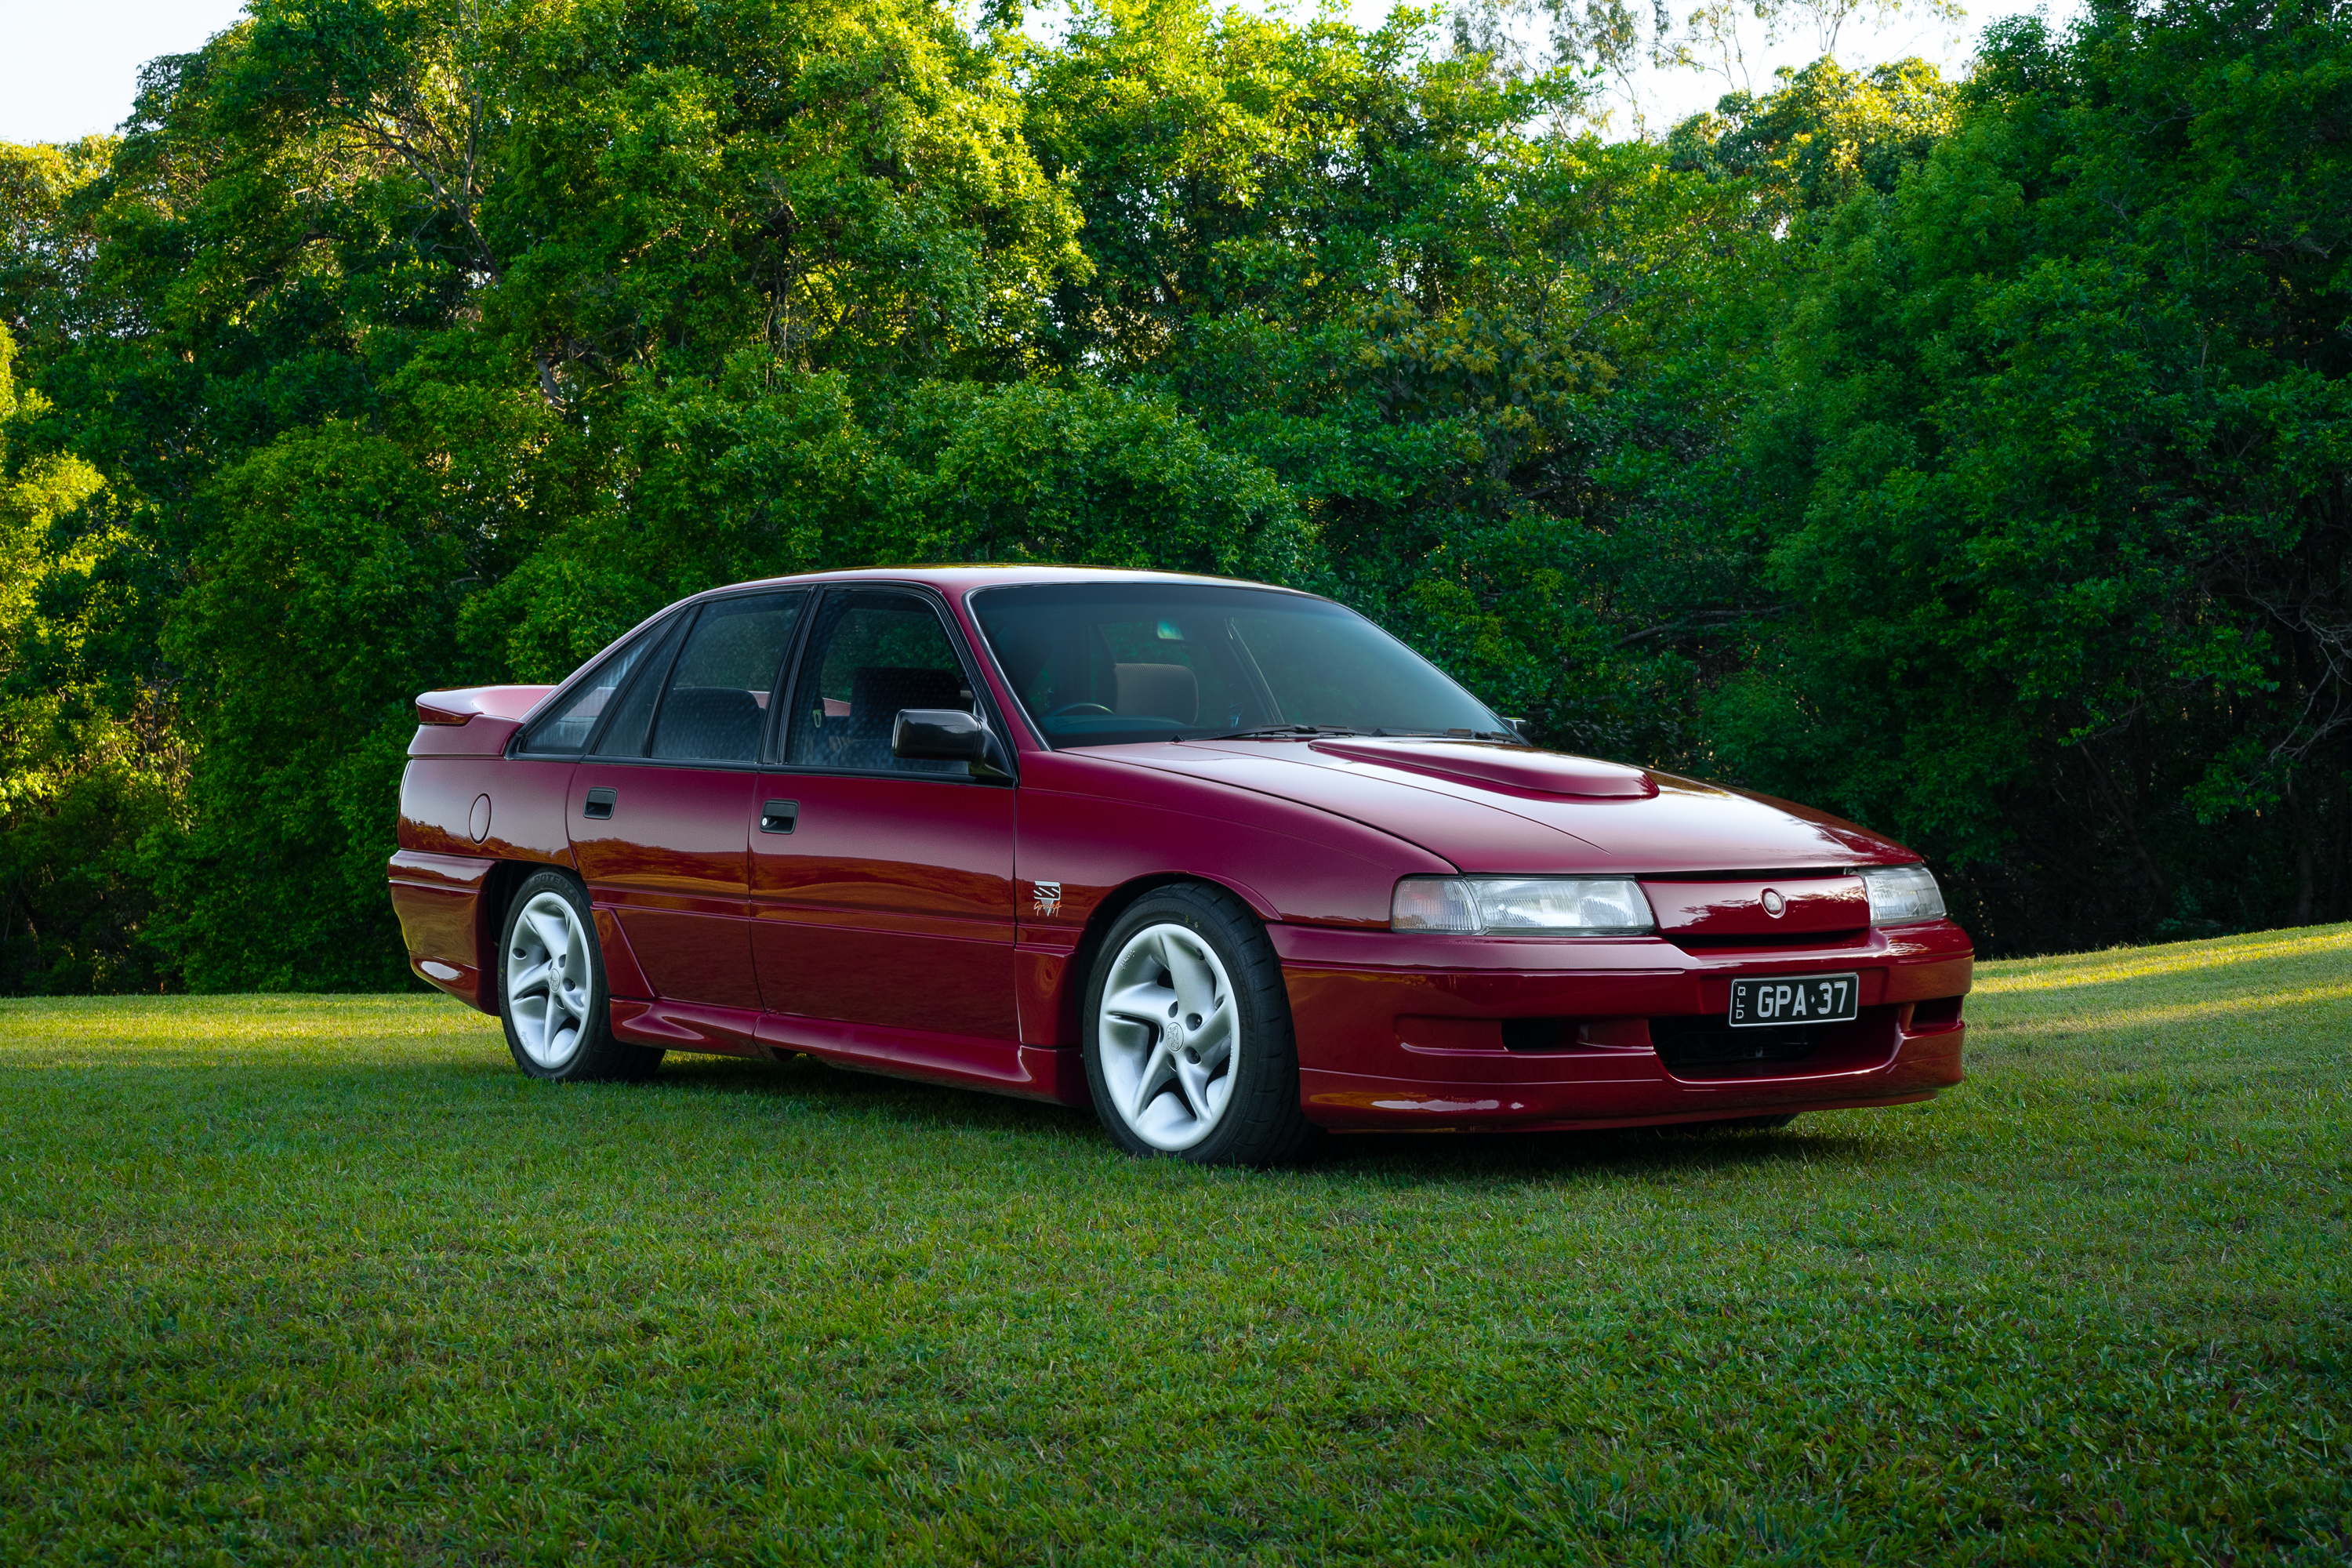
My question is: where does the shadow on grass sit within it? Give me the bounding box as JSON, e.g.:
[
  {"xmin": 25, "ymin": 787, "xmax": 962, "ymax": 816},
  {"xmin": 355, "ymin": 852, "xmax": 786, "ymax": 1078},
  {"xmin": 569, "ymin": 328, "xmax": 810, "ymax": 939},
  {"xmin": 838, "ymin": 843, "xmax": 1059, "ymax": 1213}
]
[
  {"xmin": 659, "ymin": 1051, "xmax": 1893, "ymax": 1182},
  {"xmin": 15, "ymin": 1036, "xmax": 1899, "ymax": 1187},
  {"xmin": 1314, "ymin": 1122, "xmax": 1889, "ymax": 1185}
]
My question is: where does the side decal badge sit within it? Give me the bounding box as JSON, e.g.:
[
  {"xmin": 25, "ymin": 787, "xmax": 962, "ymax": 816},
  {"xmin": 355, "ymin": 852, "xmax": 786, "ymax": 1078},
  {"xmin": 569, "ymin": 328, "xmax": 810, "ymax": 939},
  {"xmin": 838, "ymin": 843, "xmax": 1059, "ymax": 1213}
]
[{"xmin": 1032, "ymin": 880, "xmax": 1063, "ymax": 917}]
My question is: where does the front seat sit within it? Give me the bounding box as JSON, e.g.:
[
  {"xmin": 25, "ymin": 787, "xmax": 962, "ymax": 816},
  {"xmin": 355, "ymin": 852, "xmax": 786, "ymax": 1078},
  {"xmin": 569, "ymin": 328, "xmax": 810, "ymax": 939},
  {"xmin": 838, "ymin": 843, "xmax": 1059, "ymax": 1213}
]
[
  {"xmin": 844, "ymin": 666, "xmax": 969, "ymax": 770},
  {"xmin": 1113, "ymin": 662, "xmax": 1200, "ymax": 725}
]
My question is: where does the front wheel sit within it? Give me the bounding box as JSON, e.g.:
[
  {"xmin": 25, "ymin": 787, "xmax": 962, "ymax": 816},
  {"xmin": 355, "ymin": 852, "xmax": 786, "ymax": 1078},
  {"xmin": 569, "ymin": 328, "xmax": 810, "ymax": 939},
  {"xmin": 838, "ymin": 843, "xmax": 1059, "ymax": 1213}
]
[
  {"xmin": 1081, "ymin": 884, "xmax": 1316, "ymax": 1166},
  {"xmin": 499, "ymin": 869, "xmax": 663, "ymax": 1083}
]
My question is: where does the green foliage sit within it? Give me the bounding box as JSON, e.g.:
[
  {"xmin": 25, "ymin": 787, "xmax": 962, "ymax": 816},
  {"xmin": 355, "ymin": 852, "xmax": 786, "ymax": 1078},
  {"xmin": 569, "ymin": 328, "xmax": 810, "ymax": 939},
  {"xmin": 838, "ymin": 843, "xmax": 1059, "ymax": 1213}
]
[
  {"xmin": 0, "ymin": 136, "xmax": 114, "ymax": 348},
  {"xmin": 0, "ymin": 325, "xmax": 178, "ymax": 993},
  {"xmin": 2, "ymin": 0, "xmax": 2350, "ymax": 986},
  {"xmin": 879, "ymin": 378, "xmax": 1306, "ymax": 579},
  {"xmin": 1665, "ymin": 56, "xmax": 1961, "ymax": 214},
  {"xmin": 468, "ymin": 368, "xmax": 1302, "ymax": 683},
  {"xmin": 151, "ymin": 423, "xmax": 483, "ymax": 989}
]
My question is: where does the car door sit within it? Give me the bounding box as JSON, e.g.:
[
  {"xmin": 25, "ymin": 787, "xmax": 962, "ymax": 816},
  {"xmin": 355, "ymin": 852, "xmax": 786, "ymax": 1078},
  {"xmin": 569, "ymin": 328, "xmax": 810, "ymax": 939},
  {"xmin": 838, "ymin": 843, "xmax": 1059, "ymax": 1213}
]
[
  {"xmin": 750, "ymin": 586, "xmax": 1018, "ymax": 1040},
  {"xmin": 568, "ymin": 590, "xmax": 806, "ymax": 1014}
]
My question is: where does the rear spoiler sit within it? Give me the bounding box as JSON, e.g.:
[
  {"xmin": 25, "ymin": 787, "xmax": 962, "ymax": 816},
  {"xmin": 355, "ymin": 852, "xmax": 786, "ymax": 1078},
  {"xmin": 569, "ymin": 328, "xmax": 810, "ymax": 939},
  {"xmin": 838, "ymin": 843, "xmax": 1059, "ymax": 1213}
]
[
  {"xmin": 410, "ymin": 685, "xmax": 555, "ymax": 758},
  {"xmin": 415, "ymin": 685, "xmax": 554, "ymax": 726}
]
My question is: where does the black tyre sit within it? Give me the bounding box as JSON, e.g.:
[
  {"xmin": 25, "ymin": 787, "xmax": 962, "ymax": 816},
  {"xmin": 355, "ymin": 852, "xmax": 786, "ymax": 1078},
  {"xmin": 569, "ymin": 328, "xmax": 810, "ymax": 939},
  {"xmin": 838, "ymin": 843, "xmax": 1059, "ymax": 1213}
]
[
  {"xmin": 1080, "ymin": 883, "xmax": 1316, "ymax": 1166},
  {"xmin": 497, "ymin": 869, "xmax": 664, "ymax": 1083}
]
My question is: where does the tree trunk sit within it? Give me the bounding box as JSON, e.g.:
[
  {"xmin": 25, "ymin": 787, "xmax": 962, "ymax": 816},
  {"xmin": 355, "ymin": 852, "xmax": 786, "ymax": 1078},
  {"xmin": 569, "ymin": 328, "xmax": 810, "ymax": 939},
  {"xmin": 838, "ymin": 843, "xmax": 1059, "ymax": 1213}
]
[
  {"xmin": 2287, "ymin": 771, "xmax": 2317, "ymax": 927},
  {"xmin": 2080, "ymin": 742, "xmax": 2168, "ymax": 908},
  {"xmin": 2332, "ymin": 749, "xmax": 2350, "ymax": 922}
]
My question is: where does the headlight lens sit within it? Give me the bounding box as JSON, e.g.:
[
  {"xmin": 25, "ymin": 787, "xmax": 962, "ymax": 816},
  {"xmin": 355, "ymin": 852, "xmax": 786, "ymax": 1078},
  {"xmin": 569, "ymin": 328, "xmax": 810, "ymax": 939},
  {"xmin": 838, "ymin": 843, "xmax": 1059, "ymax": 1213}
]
[
  {"xmin": 1392, "ymin": 877, "xmax": 1656, "ymax": 935},
  {"xmin": 1860, "ymin": 863, "xmax": 1945, "ymax": 924}
]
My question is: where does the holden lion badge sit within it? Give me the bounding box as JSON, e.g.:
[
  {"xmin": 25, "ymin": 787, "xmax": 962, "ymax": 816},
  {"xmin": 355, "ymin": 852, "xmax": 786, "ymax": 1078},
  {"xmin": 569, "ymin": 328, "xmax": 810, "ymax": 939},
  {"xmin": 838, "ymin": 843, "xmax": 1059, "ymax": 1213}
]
[{"xmin": 1032, "ymin": 880, "xmax": 1063, "ymax": 917}]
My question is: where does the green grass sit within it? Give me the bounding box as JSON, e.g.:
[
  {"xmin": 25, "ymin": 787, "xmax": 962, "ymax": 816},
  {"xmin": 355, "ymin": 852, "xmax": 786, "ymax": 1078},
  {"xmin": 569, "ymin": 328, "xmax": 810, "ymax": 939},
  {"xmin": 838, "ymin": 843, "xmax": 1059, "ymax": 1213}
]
[{"xmin": 2, "ymin": 930, "xmax": 2347, "ymax": 1565}]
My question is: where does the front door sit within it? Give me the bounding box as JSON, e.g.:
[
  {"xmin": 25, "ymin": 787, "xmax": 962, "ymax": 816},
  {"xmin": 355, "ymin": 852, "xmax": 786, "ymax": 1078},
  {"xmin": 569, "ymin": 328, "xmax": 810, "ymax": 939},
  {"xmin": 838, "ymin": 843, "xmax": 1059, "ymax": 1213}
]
[
  {"xmin": 569, "ymin": 591, "xmax": 806, "ymax": 1012},
  {"xmin": 750, "ymin": 587, "xmax": 1018, "ymax": 1040}
]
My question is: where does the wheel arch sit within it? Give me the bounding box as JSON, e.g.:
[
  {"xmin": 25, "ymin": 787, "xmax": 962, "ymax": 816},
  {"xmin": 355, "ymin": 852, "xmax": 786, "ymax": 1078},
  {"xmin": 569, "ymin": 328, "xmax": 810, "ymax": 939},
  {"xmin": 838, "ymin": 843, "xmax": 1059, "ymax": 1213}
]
[
  {"xmin": 474, "ymin": 858, "xmax": 543, "ymax": 1017},
  {"xmin": 1065, "ymin": 872, "xmax": 1281, "ymax": 1029}
]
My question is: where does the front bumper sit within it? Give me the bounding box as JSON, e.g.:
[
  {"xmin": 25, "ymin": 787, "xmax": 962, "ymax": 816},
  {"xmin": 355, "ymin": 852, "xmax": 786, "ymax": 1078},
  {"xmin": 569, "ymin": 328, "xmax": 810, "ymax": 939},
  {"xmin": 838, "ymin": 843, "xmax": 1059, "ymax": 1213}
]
[{"xmin": 1272, "ymin": 920, "xmax": 1972, "ymax": 1131}]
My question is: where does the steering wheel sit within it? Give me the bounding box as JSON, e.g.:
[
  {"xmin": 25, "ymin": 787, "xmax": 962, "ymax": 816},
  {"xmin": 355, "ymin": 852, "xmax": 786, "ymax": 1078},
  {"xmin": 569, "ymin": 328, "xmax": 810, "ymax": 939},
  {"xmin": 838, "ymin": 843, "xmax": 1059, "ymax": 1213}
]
[{"xmin": 1045, "ymin": 702, "xmax": 1116, "ymax": 720}]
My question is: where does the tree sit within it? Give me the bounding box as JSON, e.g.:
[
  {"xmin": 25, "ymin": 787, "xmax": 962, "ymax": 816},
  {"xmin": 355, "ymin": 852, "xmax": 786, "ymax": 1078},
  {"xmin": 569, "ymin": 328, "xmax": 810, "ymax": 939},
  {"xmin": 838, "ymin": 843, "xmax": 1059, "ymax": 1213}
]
[
  {"xmin": 1709, "ymin": 0, "xmax": 2352, "ymax": 950},
  {"xmin": 0, "ymin": 321, "xmax": 177, "ymax": 992}
]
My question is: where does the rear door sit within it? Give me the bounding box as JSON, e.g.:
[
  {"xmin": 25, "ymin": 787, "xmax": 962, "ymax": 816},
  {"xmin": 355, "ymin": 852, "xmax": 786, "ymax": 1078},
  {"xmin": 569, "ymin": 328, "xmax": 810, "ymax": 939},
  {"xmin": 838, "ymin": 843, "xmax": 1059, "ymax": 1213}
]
[
  {"xmin": 750, "ymin": 586, "xmax": 1018, "ymax": 1040},
  {"xmin": 568, "ymin": 591, "xmax": 806, "ymax": 1011}
]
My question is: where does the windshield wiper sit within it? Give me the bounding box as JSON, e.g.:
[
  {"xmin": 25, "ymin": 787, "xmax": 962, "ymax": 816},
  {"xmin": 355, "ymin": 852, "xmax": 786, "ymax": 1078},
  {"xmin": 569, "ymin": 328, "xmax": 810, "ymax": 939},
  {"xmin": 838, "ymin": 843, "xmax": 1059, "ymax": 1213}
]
[
  {"xmin": 1368, "ymin": 728, "xmax": 1525, "ymax": 743},
  {"xmin": 1196, "ymin": 724, "xmax": 1363, "ymax": 741},
  {"xmin": 1196, "ymin": 724, "xmax": 1524, "ymax": 743}
]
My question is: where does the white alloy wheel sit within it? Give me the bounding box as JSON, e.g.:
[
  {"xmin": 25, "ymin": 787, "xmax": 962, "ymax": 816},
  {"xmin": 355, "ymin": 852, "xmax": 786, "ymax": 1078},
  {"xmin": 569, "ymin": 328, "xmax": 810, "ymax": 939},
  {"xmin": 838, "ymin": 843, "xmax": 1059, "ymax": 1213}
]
[
  {"xmin": 505, "ymin": 889, "xmax": 596, "ymax": 1069},
  {"xmin": 1096, "ymin": 922, "xmax": 1242, "ymax": 1151}
]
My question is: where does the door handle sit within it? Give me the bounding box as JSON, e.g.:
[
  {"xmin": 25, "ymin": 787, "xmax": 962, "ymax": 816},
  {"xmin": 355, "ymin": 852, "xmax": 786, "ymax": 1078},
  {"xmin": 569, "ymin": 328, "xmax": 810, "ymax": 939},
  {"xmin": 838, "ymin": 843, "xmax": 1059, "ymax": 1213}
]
[
  {"xmin": 583, "ymin": 786, "xmax": 617, "ymax": 820},
  {"xmin": 760, "ymin": 798, "xmax": 798, "ymax": 834}
]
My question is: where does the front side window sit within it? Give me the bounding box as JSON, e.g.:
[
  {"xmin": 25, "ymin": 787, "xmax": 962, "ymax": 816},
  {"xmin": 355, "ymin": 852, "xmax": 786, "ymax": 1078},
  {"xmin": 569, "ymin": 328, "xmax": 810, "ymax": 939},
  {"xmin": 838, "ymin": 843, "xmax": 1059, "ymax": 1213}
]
[
  {"xmin": 517, "ymin": 614, "xmax": 681, "ymax": 755},
  {"xmin": 784, "ymin": 590, "xmax": 979, "ymax": 775},
  {"xmin": 637, "ymin": 593, "xmax": 805, "ymax": 764},
  {"xmin": 971, "ymin": 583, "xmax": 1509, "ymax": 748}
]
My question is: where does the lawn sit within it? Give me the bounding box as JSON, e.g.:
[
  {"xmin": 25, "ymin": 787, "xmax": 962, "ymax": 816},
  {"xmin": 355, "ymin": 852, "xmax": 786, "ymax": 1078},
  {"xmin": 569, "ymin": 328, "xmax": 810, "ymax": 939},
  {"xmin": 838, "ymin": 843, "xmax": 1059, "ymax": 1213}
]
[{"xmin": 2, "ymin": 929, "xmax": 2347, "ymax": 1564}]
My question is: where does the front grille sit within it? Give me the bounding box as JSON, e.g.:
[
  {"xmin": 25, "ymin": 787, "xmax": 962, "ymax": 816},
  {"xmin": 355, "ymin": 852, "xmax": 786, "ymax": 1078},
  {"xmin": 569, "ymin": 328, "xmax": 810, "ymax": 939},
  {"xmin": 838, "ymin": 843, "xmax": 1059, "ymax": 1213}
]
[{"xmin": 1666, "ymin": 930, "xmax": 1874, "ymax": 954}]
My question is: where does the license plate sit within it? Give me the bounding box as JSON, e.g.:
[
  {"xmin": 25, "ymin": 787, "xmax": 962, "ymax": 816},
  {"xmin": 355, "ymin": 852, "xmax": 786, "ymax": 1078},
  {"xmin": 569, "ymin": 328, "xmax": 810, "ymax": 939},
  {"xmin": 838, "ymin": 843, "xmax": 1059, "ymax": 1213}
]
[{"xmin": 1728, "ymin": 973, "xmax": 1859, "ymax": 1029}]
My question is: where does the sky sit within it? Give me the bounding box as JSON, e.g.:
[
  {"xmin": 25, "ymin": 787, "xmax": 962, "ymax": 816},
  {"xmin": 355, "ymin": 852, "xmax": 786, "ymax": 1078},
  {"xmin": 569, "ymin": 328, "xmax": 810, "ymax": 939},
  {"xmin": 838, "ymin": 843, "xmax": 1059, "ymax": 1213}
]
[
  {"xmin": 1, "ymin": 0, "xmax": 253, "ymax": 143},
  {"xmin": 0, "ymin": 0, "xmax": 2081, "ymax": 146}
]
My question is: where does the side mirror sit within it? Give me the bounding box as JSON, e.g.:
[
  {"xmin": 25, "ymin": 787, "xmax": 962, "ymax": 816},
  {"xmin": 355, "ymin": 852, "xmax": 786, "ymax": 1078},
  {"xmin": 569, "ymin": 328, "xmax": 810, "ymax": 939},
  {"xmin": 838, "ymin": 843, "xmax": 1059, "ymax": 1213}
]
[{"xmin": 891, "ymin": 708, "xmax": 991, "ymax": 763}]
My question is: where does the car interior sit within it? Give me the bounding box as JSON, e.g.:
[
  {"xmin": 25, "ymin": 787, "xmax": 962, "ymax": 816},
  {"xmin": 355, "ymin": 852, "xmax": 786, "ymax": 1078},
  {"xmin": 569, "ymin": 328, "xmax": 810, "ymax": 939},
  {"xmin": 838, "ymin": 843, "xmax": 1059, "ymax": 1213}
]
[
  {"xmin": 786, "ymin": 593, "xmax": 980, "ymax": 775},
  {"xmin": 646, "ymin": 593, "xmax": 804, "ymax": 764}
]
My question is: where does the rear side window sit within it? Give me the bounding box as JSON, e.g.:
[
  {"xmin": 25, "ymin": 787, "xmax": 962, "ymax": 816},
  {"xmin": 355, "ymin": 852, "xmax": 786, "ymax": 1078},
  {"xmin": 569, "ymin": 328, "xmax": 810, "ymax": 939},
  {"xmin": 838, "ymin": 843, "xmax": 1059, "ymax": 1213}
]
[
  {"xmin": 517, "ymin": 615, "xmax": 681, "ymax": 755},
  {"xmin": 646, "ymin": 593, "xmax": 806, "ymax": 763},
  {"xmin": 587, "ymin": 615, "xmax": 688, "ymax": 758}
]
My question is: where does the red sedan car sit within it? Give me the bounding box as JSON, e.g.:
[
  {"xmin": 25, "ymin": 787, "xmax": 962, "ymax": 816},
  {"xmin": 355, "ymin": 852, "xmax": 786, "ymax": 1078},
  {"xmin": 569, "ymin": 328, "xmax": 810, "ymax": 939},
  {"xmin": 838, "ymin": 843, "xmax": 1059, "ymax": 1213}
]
[{"xmin": 389, "ymin": 567, "xmax": 1970, "ymax": 1163}]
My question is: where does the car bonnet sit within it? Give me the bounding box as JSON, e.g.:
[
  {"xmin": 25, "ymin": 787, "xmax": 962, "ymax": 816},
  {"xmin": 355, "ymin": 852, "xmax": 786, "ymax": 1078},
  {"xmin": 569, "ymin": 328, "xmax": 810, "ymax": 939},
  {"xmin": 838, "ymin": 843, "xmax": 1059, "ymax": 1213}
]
[{"xmin": 1092, "ymin": 738, "xmax": 1911, "ymax": 875}]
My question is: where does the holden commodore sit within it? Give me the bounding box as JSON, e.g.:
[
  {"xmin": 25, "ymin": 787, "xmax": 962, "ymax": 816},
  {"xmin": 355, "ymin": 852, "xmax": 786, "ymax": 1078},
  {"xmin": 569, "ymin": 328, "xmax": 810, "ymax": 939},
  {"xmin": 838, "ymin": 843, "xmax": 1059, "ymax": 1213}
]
[{"xmin": 388, "ymin": 567, "xmax": 1970, "ymax": 1164}]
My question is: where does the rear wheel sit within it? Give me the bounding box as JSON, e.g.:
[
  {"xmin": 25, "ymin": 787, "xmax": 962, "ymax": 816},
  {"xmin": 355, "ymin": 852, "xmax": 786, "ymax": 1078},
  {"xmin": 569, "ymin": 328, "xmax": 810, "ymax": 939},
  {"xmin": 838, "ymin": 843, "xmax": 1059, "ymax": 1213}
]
[
  {"xmin": 499, "ymin": 869, "xmax": 663, "ymax": 1083},
  {"xmin": 1082, "ymin": 884, "xmax": 1315, "ymax": 1166}
]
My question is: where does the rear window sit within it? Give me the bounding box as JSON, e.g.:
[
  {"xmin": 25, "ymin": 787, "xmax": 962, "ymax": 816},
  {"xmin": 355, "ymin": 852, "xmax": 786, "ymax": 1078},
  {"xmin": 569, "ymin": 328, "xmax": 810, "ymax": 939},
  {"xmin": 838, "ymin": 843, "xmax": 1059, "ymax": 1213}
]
[{"xmin": 517, "ymin": 615, "xmax": 681, "ymax": 755}]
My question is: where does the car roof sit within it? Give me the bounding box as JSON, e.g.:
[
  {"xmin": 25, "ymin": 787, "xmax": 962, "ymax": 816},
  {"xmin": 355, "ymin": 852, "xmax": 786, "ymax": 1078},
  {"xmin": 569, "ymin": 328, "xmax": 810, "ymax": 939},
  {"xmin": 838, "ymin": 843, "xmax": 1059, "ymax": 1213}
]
[{"xmin": 684, "ymin": 564, "xmax": 1323, "ymax": 604}]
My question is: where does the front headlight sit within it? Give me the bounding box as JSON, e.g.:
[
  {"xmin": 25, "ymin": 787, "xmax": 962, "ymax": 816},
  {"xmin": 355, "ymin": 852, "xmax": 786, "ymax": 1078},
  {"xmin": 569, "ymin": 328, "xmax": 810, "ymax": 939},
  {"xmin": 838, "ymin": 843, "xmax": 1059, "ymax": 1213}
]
[
  {"xmin": 1860, "ymin": 863, "xmax": 1945, "ymax": 924},
  {"xmin": 1392, "ymin": 877, "xmax": 1656, "ymax": 935}
]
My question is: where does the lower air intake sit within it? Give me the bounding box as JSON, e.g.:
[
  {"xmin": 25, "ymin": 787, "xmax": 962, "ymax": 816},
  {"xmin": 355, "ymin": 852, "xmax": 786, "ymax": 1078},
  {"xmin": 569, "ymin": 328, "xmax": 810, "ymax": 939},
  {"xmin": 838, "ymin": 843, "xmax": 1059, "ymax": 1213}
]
[
  {"xmin": 1650, "ymin": 1005, "xmax": 1901, "ymax": 1080},
  {"xmin": 1651, "ymin": 1022, "xmax": 1818, "ymax": 1073}
]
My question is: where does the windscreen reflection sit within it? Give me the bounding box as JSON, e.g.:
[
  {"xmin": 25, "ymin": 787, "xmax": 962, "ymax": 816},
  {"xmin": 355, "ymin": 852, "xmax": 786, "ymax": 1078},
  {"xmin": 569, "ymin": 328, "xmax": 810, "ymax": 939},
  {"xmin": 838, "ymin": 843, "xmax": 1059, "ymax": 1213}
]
[{"xmin": 971, "ymin": 583, "xmax": 1512, "ymax": 748}]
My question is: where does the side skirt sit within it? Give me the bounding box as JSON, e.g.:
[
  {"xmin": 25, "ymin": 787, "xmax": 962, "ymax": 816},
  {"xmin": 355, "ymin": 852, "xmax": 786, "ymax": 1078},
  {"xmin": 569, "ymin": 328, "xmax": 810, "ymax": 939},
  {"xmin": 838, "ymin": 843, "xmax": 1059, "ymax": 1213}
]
[{"xmin": 604, "ymin": 1000, "xmax": 1090, "ymax": 1106}]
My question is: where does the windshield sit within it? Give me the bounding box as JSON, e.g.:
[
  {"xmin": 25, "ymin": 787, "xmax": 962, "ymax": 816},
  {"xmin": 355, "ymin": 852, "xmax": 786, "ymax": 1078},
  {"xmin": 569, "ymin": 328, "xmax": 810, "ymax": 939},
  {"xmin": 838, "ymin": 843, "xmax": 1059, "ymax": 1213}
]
[{"xmin": 970, "ymin": 583, "xmax": 1511, "ymax": 748}]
